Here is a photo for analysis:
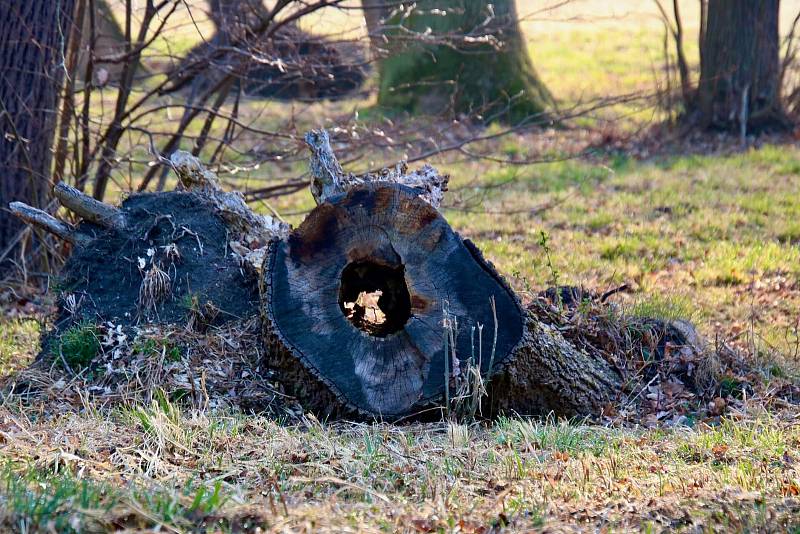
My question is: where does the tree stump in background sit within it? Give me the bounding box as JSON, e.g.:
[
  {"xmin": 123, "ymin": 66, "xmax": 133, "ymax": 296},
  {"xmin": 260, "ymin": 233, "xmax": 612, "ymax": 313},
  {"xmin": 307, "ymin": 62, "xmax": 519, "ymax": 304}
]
[{"xmin": 262, "ymin": 183, "xmax": 525, "ymax": 417}]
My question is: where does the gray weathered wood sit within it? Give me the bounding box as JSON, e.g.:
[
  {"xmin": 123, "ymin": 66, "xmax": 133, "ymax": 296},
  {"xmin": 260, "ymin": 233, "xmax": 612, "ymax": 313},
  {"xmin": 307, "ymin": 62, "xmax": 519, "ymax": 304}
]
[
  {"xmin": 305, "ymin": 129, "xmax": 449, "ymax": 208},
  {"xmin": 9, "ymin": 202, "xmax": 88, "ymax": 245},
  {"xmin": 54, "ymin": 182, "xmax": 126, "ymax": 229}
]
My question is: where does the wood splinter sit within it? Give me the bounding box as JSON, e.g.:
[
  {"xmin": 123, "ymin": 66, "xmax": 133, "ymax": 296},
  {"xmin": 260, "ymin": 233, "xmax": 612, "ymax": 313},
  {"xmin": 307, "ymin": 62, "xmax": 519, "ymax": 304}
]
[{"xmin": 305, "ymin": 129, "xmax": 449, "ymax": 208}]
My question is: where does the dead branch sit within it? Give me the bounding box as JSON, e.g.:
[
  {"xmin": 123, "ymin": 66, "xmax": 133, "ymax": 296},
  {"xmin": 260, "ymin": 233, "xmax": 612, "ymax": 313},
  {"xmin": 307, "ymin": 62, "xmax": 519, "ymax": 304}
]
[
  {"xmin": 305, "ymin": 129, "xmax": 449, "ymax": 208},
  {"xmin": 9, "ymin": 202, "xmax": 87, "ymax": 245},
  {"xmin": 54, "ymin": 182, "xmax": 126, "ymax": 229}
]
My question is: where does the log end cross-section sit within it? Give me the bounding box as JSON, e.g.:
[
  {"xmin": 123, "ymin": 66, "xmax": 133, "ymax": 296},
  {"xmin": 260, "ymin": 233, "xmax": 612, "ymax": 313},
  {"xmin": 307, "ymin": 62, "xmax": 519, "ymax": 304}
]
[{"xmin": 263, "ymin": 183, "xmax": 525, "ymax": 418}]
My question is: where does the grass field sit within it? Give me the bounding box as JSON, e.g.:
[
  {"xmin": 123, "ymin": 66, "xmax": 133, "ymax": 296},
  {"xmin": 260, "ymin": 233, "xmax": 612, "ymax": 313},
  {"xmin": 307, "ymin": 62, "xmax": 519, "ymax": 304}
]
[{"xmin": 2, "ymin": 1, "xmax": 800, "ymax": 531}]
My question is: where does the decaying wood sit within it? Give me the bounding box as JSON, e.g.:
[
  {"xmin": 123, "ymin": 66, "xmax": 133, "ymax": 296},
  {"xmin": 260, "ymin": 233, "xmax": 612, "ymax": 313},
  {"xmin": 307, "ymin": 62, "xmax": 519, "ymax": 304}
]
[
  {"xmin": 8, "ymin": 202, "xmax": 87, "ymax": 245},
  {"xmin": 54, "ymin": 182, "xmax": 126, "ymax": 229},
  {"xmin": 262, "ymin": 182, "xmax": 525, "ymax": 417},
  {"xmin": 305, "ymin": 129, "xmax": 449, "ymax": 208},
  {"xmin": 9, "ymin": 130, "xmax": 685, "ymax": 422},
  {"xmin": 170, "ymin": 150, "xmax": 225, "ymax": 192},
  {"xmin": 488, "ymin": 313, "xmax": 622, "ymax": 417},
  {"xmin": 170, "ymin": 151, "xmax": 289, "ymax": 250}
]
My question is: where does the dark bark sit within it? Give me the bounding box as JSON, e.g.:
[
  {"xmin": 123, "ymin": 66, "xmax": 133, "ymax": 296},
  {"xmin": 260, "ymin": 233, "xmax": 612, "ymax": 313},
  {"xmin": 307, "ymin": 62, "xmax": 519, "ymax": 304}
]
[
  {"xmin": 363, "ymin": 0, "xmax": 552, "ymax": 124},
  {"xmin": 488, "ymin": 313, "xmax": 621, "ymax": 417},
  {"xmin": 208, "ymin": 0, "xmax": 266, "ymax": 42},
  {"xmin": 262, "ymin": 182, "xmax": 621, "ymax": 419},
  {"xmin": 262, "ymin": 183, "xmax": 527, "ymax": 418},
  {"xmin": 0, "ymin": 0, "xmax": 76, "ymax": 265},
  {"xmin": 696, "ymin": 0, "xmax": 790, "ymax": 132}
]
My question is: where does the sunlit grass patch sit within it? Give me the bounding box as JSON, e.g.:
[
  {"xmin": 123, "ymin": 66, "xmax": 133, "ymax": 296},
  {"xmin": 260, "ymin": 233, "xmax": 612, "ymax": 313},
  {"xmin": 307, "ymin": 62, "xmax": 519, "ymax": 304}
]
[
  {"xmin": 0, "ymin": 462, "xmax": 115, "ymax": 533},
  {"xmin": 493, "ymin": 416, "xmax": 617, "ymax": 456},
  {"xmin": 0, "ymin": 399, "xmax": 798, "ymax": 531},
  {"xmin": 626, "ymin": 293, "xmax": 700, "ymax": 323},
  {"xmin": 696, "ymin": 242, "xmax": 800, "ymax": 287},
  {"xmin": 0, "ymin": 319, "xmax": 39, "ymax": 376}
]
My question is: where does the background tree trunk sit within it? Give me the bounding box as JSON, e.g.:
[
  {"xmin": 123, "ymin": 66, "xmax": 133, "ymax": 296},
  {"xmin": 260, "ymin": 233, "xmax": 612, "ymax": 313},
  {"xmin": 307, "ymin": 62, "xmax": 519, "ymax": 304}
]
[
  {"xmin": 207, "ymin": 0, "xmax": 267, "ymax": 42},
  {"xmin": 360, "ymin": 0, "xmax": 392, "ymax": 58},
  {"xmin": 0, "ymin": 0, "xmax": 76, "ymax": 266},
  {"xmin": 74, "ymin": 0, "xmax": 134, "ymax": 84},
  {"xmin": 363, "ymin": 0, "xmax": 552, "ymax": 124},
  {"xmin": 696, "ymin": 0, "xmax": 788, "ymax": 132}
]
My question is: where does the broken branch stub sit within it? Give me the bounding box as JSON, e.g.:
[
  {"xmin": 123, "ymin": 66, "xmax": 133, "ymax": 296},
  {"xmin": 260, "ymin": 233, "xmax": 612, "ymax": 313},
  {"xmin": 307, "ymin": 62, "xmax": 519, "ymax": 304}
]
[
  {"xmin": 305, "ymin": 129, "xmax": 449, "ymax": 208},
  {"xmin": 170, "ymin": 151, "xmax": 223, "ymax": 192},
  {"xmin": 53, "ymin": 182, "xmax": 126, "ymax": 229}
]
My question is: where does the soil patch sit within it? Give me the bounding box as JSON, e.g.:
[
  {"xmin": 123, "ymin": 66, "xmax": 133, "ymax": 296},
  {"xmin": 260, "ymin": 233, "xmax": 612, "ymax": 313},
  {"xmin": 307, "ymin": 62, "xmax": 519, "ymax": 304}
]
[{"xmin": 53, "ymin": 191, "xmax": 259, "ymax": 335}]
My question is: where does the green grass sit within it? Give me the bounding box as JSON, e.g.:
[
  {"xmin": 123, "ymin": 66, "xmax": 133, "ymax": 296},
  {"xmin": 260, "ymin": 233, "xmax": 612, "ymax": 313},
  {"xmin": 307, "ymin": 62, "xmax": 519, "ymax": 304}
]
[
  {"xmin": 52, "ymin": 321, "xmax": 100, "ymax": 371},
  {"xmin": 0, "ymin": 459, "xmax": 231, "ymax": 532},
  {"xmin": 0, "ymin": 462, "xmax": 114, "ymax": 533},
  {"xmin": 435, "ymin": 146, "xmax": 800, "ymax": 351},
  {"xmin": 132, "ymin": 336, "xmax": 183, "ymax": 363},
  {"xmin": 0, "ymin": 400, "xmax": 798, "ymax": 531},
  {"xmin": 627, "ymin": 293, "xmax": 700, "ymax": 323}
]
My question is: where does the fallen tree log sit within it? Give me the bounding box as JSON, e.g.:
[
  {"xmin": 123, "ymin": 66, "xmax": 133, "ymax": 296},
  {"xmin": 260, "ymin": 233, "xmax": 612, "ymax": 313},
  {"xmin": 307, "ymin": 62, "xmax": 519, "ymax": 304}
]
[
  {"xmin": 262, "ymin": 181, "xmax": 622, "ymax": 418},
  {"xmin": 10, "ymin": 132, "xmax": 697, "ymax": 421}
]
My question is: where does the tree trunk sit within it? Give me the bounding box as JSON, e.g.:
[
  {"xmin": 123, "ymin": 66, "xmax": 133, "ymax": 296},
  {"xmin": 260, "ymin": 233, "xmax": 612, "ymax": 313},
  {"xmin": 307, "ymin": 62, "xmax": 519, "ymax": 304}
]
[
  {"xmin": 0, "ymin": 0, "xmax": 76, "ymax": 266},
  {"xmin": 360, "ymin": 0, "xmax": 392, "ymax": 57},
  {"xmin": 207, "ymin": 0, "xmax": 266, "ymax": 43},
  {"xmin": 363, "ymin": 0, "xmax": 552, "ymax": 124},
  {"xmin": 262, "ymin": 182, "xmax": 621, "ymax": 419},
  {"xmin": 74, "ymin": 0, "xmax": 137, "ymax": 84},
  {"xmin": 696, "ymin": 0, "xmax": 789, "ymax": 132}
]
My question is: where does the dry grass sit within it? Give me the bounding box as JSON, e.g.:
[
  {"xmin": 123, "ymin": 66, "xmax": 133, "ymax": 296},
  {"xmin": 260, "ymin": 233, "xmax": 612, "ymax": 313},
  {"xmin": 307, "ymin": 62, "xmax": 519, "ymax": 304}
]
[
  {"xmin": 0, "ymin": 394, "xmax": 798, "ymax": 532},
  {"xmin": 2, "ymin": 1, "xmax": 800, "ymax": 531}
]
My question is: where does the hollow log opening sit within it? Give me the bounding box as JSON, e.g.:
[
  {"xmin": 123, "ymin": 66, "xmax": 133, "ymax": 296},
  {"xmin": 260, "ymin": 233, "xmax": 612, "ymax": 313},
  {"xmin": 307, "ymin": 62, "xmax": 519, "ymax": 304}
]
[{"xmin": 339, "ymin": 260, "xmax": 411, "ymax": 337}]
